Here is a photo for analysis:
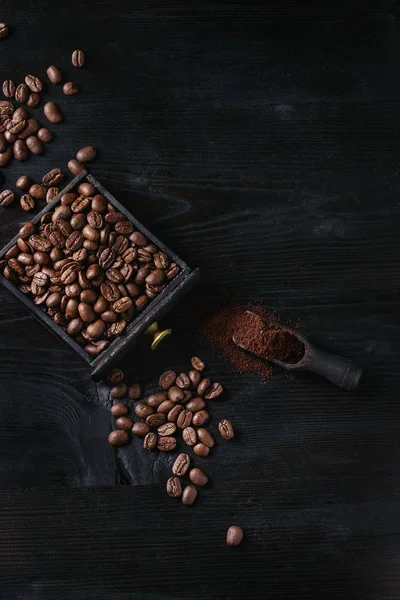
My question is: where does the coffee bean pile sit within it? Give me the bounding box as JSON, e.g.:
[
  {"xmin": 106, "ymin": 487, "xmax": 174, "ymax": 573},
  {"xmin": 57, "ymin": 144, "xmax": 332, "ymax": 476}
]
[{"xmin": 0, "ymin": 176, "xmax": 180, "ymax": 356}]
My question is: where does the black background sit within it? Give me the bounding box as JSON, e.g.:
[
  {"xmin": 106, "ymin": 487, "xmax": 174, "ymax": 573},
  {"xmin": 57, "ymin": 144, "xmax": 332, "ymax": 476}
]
[{"xmin": 0, "ymin": 1, "xmax": 399, "ymax": 598}]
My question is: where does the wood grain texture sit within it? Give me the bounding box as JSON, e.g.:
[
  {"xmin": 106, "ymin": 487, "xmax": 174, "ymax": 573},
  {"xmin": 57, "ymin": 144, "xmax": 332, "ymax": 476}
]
[{"xmin": 0, "ymin": 0, "xmax": 399, "ymax": 598}]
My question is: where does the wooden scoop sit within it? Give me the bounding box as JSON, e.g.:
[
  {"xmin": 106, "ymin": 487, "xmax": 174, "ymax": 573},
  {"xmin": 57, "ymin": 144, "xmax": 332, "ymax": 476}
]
[{"xmin": 232, "ymin": 311, "xmax": 362, "ymax": 390}]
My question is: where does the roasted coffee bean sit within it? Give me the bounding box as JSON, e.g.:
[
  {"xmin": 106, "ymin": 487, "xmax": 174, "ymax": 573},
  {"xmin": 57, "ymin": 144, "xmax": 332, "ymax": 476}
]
[
  {"xmin": 76, "ymin": 145, "xmax": 97, "ymax": 165},
  {"xmin": 193, "ymin": 443, "xmax": 209, "ymax": 458},
  {"xmin": 65, "ymin": 282, "xmax": 81, "ymax": 298},
  {"xmin": 86, "ymin": 263, "xmax": 101, "ymax": 280},
  {"xmin": 50, "ymin": 247, "xmax": 64, "ymax": 262},
  {"xmin": 186, "ymin": 397, "xmax": 206, "ymax": 413},
  {"xmin": 0, "ymin": 189, "xmax": 14, "ymax": 206},
  {"xmin": 154, "ymin": 251, "xmax": 169, "ymax": 269},
  {"xmin": 197, "ymin": 428, "xmax": 215, "ymax": 448},
  {"xmin": 20, "ymin": 194, "xmax": 35, "ymax": 211},
  {"xmin": 0, "ymin": 116, "xmax": 10, "ymax": 133},
  {"xmin": 176, "ymin": 372, "xmax": 191, "ymax": 389},
  {"xmin": 82, "ymin": 224, "xmax": 100, "ymax": 241},
  {"xmin": 47, "ymin": 65, "xmax": 63, "ymax": 84},
  {"xmin": 218, "ymin": 419, "xmax": 234, "ymax": 440},
  {"xmin": 14, "ymin": 107, "xmax": 28, "ymax": 120},
  {"xmin": 107, "ymin": 368, "xmax": 125, "ymax": 384},
  {"xmin": 143, "ymin": 432, "xmax": 157, "ymax": 450},
  {"xmin": 166, "ymin": 263, "xmax": 180, "ymax": 280},
  {"xmin": 172, "ymin": 453, "xmax": 190, "ymax": 476},
  {"xmin": 84, "ymin": 340, "xmax": 109, "ymax": 355},
  {"xmin": 197, "ymin": 378, "xmax": 211, "ymax": 396},
  {"xmin": 25, "ymin": 74, "xmax": 42, "ymax": 93},
  {"xmin": 19, "ymin": 221, "xmax": 35, "ymax": 239},
  {"xmin": 101, "ymin": 281, "xmax": 120, "ymax": 302},
  {"xmin": 80, "ymin": 289, "xmax": 96, "ymax": 304},
  {"xmin": 11, "ymin": 139, "xmax": 25, "ymax": 161},
  {"xmin": 108, "ymin": 429, "xmax": 129, "ymax": 447},
  {"xmin": 113, "ymin": 296, "xmax": 132, "ymax": 313},
  {"xmin": 46, "ymin": 187, "xmax": 59, "ymax": 203},
  {"xmin": 26, "ymin": 93, "xmax": 40, "ymax": 108},
  {"xmin": 191, "ymin": 356, "xmax": 205, "ymax": 371},
  {"xmin": 87, "ymin": 211, "xmax": 103, "ymax": 229},
  {"xmin": 115, "ymin": 416, "xmax": 133, "ymax": 431},
  {"xmin": 182, "ymin": 426, "xmax": 197, "ymax": 447},
  {"xmin": 19, "ymin": 118, "xmax": 40, "ymax": 139},
  {"xmin": 146, "ymin": 412, "xmax": 167, "ymax": 427},
  {"xmin": 182, "ymin": 485, "xmax": 197, "ymax": 506},
  {"xmin": 26, "ymin": 135, "xmax": 44, "ymax": 155},
  {"xmin": 44, "ymin": 101, "xmax": 63, "ymax": 124},
  {"xmin": 157, "ymin": 436, "xmax": 176, "ymax": 452},
  {"xmin": 61, "ymin": 193, "xmax": 77, "ymax": 207},
  {"xmin": 134, "ymin": 267, "xmax": 151, "ymax": 285},
  {"xmin": 226, "ymin": 526, "xmax": 243, "ymax": 547},
  {"xmin": 86, "ymin": 319, "xmax": 106, "ymax": 339},
  {"xmin": 192, "ymin": 410, "xmax": 209, "ymax": 426},
  {"xmin": 177, "ymin": 409, "xmax": 192, "ymax": 429},
  {"xmin": 65, "ymin": 298, "xmax": 78, "ymax": 319},
  {"xmin": 67, "ymin": 317, "xmax": 84, "ymax": 336},
  {"xmin": 0, "ymin": 101, "xmax": 13, "ymax": 116},
  {"xmin": 66, "ymin": 231, "xmax": 84, "ymax": 251},
  {"xmin": 70, "ymin": 213, "xmax": 86, "ymax": 230},
  {"xmin": 7, "ymin": 114, "xmax": 26, "ymax": 134},
  {"xmin": 135, "ymin": 295, "xmax": 149, "ymax": 313},
  {"xmin": 78, "ymin": 302, "xmax": 96, "ymax": 323},
  {"xmin": 17, "ymin": 252, "xmax": 34, "ymax": 266},
  {"xmin": 168, "ymin": 404, "xmax": 183, "ymax": 423},
  {"xmin": 3, "ymin": 80, "xmax": 15, "ymax": 97},
  {"xmin": 168, "ymin": 386, "xmax": 185, "ymax": 403},
  {"xmin": 15, "ymin": 83, "xmax": 29, "ymax": 103},
  {"xmin": 92, "ymin": 295, "xmax": 107, "ymax": 314},
  {"xmin": 130, "ymin": 231, "xmax": 148, "ymax": 246},
  {"xmin": 46, "ymin": 292, "xmax": 62, "ymax": 308},
  {"xmin": 110, "ymin": 402, "xmax": 128, "ymax": 417},
  {"xmin": 68, "ymin": 159, "xmax": 84, "ymax": 175},
  {"xmin": 189, "ymin": 468, "xmax": 208, "ymax": 487},
  {"xmin": 98, "ymin": 247, "xmax": 116, "ymax": 270},
  {"xmin": 167, "ymin": 476, "xmax": 182, "ymax": 497},
  {"xmin": 63, "ymin": 81, "xmax": 79, "ymax": 95},
  {"xmin": 0, "ymin": 147, "xmax": 12, "ymax": 166},
  {"xmin": 8, "ymin": 258, "xmax": 24, "ymax": 276},
  {"xmin": 127, "ymin": 383, "xmax": 141, "ymax": 400},
  {"xmin": 106, "ymin": 267, "xmax": 123, "ymax": 283},
  {"xmin": 72, "ymin": 49, "xmax": 85, "ymax": 67},
  {"xmin": 92, "ymin": 194, "xmax": 106, "ymax": 213},
  {"xmin": 110, "ymin": 383, "xmax": 128, "ymax": 399},
  {"xmin": 125, "ymin": 282, "xmax": 140, "ymax": 298},
  {"xmin": 158, "ymin": 422, "xmax": 176, "ymax": 437},
  {"xmin": 135, "ymin": 402, "xmax": 154, "ymax": 419},
  {"xmin": 77, "ymin": 182, "xmax": 95, "ymax": 197},
  {"xmin": 105, "ymin": 211, "xmax": 124, "ymax": 224},
  {"xmin": 114, "ymin": 220, "xmax": 133, "ymax": 235},
  {"xmin": 101, "ymin": 309, "xmax": 117, "ymax": 323},
  {"xmin": 131, "ymin": 422, "xmax": 150, "ymax": 437},
  {"xmin": 204, "ymin": 382, "xmax": 223, "ymax": 400},
  {"xmin": 42, "ymin": 168, "xmax": 64, "ymax": 186},
  {"xmin": 37, "ymin": 128, "xmax": 53, "ymax": 143},
  {"xmin": 5, "ymin": 245, "xmax": 19, "ymax": 259},
  {"xmin": 53, "ymin": 205, "xmax": 72, "ymax": 221},
  {"xmin": 71, "ymin": 195, "xmax": 90, "ymax": 213},
  {"xmin": 29, "ymin": 184, "xmax": 46, "ymax": 200},
  {"xmin": 0, "ymin": 133, "xmax": 7, "ymax": 152}
]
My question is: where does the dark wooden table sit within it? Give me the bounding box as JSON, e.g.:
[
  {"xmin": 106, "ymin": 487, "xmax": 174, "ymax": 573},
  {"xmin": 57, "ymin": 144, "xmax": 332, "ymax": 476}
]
[{"xmin": 0, "ymin": 1, "xmax": 399, "ymax": 598}]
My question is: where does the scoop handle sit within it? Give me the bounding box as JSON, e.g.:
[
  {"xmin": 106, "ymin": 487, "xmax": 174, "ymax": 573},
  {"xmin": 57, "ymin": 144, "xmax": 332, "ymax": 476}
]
[{"xmin": 305, "ymin": 345, "xmax": 362, "ymax": 390}]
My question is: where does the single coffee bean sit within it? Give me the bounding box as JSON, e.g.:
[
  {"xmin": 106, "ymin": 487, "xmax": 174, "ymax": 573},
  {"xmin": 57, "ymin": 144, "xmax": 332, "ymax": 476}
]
[
  {"xmin": 166, "ymin": 263, "xmax": 180, "ymax": 280},
  {"xmin": 154, "ymin": 251, "xmax": 169, "ymax": 269},
  {"xmin": 13, "ymin": 108, "xmax": 28, "ymax": 122},
  {"xmin": 188, "ymin": 369, "xmax": 201, "ymax": 387},
  {"xmin": 113, "ymin": 296, "xmax": 132, "ymax": 313},
  {"xmin": 186, "ymin": 397, "xmax": 206, "ymax": 412},
  {"xmin": 78, "ymin": 302, "xmax": 96, "ymax": 323},
  {"xmin": 111, "ymin": 402, "xmax": 128, "ymax": 417},
  {"xmin": 167, "ymin": 404, "xmax": 183, "ymax": 423},
  {"xmin": 101, "ymin": 310, "xmax": 118, "ymax": 324},
  {"xmin": 0, "ymin": 100, "xmax": 13, "ymax": 115},
  {"xmin": 115, "ymin": 416, "xmax": 133, "ymax": 431},
  {"xmin": 46, "ymin": 187, "xmax": 59, "ymax": 203},
  {"xmin": 15, "ymin": 175, "xmax": 31, "ymax": 190},
  {"xmin": 192, "ymin": 410, "xmax": 210, "ymax": 426},
  {"xmin": 197, "ymin": 378, "xmax": 211, "ymax": 396},
  {"xmin": 47, "ymin": 65, "xmax": 63, "ymax": 84},
  {"xmin": 93, "ymin": 295, "xmax": 107, "ymax": 314},
  {"xmin": 0, "ymin": 189, "xmax": 14, "ymax": 206},
  {"xmin": 13, "ymin": 139, "xmax": 28, "ymax": 161},
  {"xmin": 101, "ymin": 281, "xmax": 120, "ymax": 302},
  {"xmin": 0, "ymin": 23, "xmax": 8, "ymax": 40},
  {"xmin": 128, "ymin": 383, "xmax": 141, "ymax": 400},
  {"xmin": 107, "ymin": 368, "xmax": 125, "ymax": 384},
  {"xmin": 204, "ymin": 382, "xmax": 224, "ymax": 400},
  {"xmin": 145, "ymin": 392, "xmax": 166, "ymax": 408},
  {"xmin": 176, "ymin": 372, "xmax": 191, "ymax": 389},
  {"xmin": 129, "ymin": 231, "xmax": 148, "ymax": 246},
  {"xmin": 226, "ymin": 526, "xmax": 243, "ymax": 547},
  {"xmin": 189, "ymin": 468, "xmax": 208, "ymax": 487},
  {"xmin": 42, "ymin": 168, "xmax": 64, "ymax": 186},
  {"xmin": 157, "ymin": 436, "xmax": 176, "ymax": 452},
  {"xmin": 143, "ymin": 432, "xmax": 157, "ymax": 450},
  {"xmin": 99, "ymin": 247, "xmax": 116, "ymax": 270},
  {"xmin": 92, "ymin": 194, "xmax": 106, "ymax": 212},
  {"xmin": 182, "ymin": 485, "xmax": 197, "ymax": 506},
  {"xmin": 177, "ymin": 409, "xmax": 192, "ymax": 429},
  {"xmin": 28, "ymin": 184, "xmax": 46, "ymax": 200},
  {"xmin": 19, "ymin": 221, "xmax": 35, "ymax": 239},
  {"xmin": 8, "ymin": 115, "xmax": 26, "ymax": 135},
  {"xmin": 26, "ymin": 135, "xmax": 44, "ymax": 155},
  {"xmin": 46, "ymin": 292, "xmax": 61, "ymax": 308},
  {"xmin": 17, "ymin": 252, "xmax": 34, "ymax": 266},
  {"xmin": 26, "ymin": 93, "xmax": 40, "ymax": 108},
  {"xmin": 15, "ymin": 83, "xmax": 29, "ymax": 103},
  {"xmin": 5, "ymin": 245, "xmax": 20, "ymax": 259},
  {"xmin": 110, "ymin": 383, "xmax": 127, "ymax": 399},
  {"xmin": 168, "ymin": 386, "xmax": 185, "ymax": 403},
  {"xmin": 72, "ymin": 49, "xmax": 85, "ymax": 67},
  {"xmin": 68, "ymin": 159, "xmax": 84, "ymax": 175},
  {"xmin": 20, "ymin": 194, "xmax": 35, "ymax": 211},
  {"xmin": 37, "ymin": 128, "xmax": 53, "ymax": 143},
  {"xmin": 77, "ymin": 181, "xmax": 95, "ymax": 196},
  {"xmin": 218, "ymin": 419, "xmax": 234, "ymax": 440},
  {"xmin": 157, "ymin": 370, "xmax": 176, "ymax": 390},
  {"xmin": 182, "ymin": 426, "xmax": 197, "ymax": 446},
  {"xmin": 76, "ymin": 145, "xmax": 96, "ymax": 163},
  {"xmin": 108, "ymin": 429, "xmax": 129, "ymax": 447},
  {"xmin": 197, "ymin": 428, "xmax": 215, "ymax": 448},
  {"xmin": 135, "ymin": 295, "xmax": 149, "ymax": 313},
  {"xmin": 135, "ymin": 402, "xmax": 154, "ymax": 419},
  {"xmin": 0, "ymin": 147, "xmax": 12, "ymax": 166},
  {"xmin": 167, "ymin": 476, "xmax": 182, "ymax": 497},
  {"xmin": 25, "ymin": 74, "xmax": 42, "ymax": 93},
  {"xmin": 158, "ymin": 422, "xmax": 176, "ymax": 437},
  {"xmin": 191, "ymin": 356, "xmax": 205, "ymax": 371},
  {"xmin": 172, "ymin": 453, "xmax": 190, "ymax": 476},
  {"xmin": 18, "ymin": 118, "xmax": 40, "ymax": 139},
  {"xmin": 146, "ymin": 413, "xmax": 167, "ymax": 427},
  {"xmin": 84, "ymin": 340, "xmax": 109, "ymax": 355},
  {"xmin": 131, "ymin": 422, "xmax": 150, "ymax": 437},
  {"xmin": 193, "ymin": 443, "xmax": 210, "ymax": 458},
  {"xmin": 86, "ymin": 319, "xmax": 106, "ymax": 339},
  {"xmin": 63, "ymin": 81, "xmax": 79, "ymax": 95},
  {"xmin": 44, "ymin": 101, "xmax": 63, "ymax": 124},
  {"xmin": 3, "ymin": 80, "xmax": 15, "ymax": 97}
]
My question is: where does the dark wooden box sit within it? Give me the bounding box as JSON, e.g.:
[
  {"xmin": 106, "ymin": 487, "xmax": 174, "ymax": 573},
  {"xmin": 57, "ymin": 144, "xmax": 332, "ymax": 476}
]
[{"xmin": 0, "ymin": 171, "xmax": 199, "ymax": 380}]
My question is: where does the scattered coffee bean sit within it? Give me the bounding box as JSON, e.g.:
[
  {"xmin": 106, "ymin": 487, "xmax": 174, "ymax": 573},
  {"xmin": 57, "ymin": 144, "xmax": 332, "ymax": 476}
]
[
  {"xmin": 197, "ymin": 428, "xmax": 215, "ymax": 448},
  {"xmin": 46, "ymin": 65, "xmax": 63, "ymax": 84},
  {"xmin": 204, "ymin": 382, "xmax": 223, "ymax": 399},
  {"xmin": 29, "ymin": 184, "xmax": 46, "ymax": 200},
  {"xmin": 110, "ymin": 402, "xmax": 128, "ymax": 417},
  {"xmin": 168, "ymin": 385, "xmax": 185, "ymax": 403},
  {"xmin": 3, "ymin": 80, "xmax": 15, "ymax": 97},
  {"xmin": 218, "ymin": 419, "xmax": 234, "ymax": 440},
  {"xmin": 193, "ymin": 443, "xmax": 210, "ymax": 458},
  {"xmin": 157, "ymin": 399, "xmax": 174, "ymax": 414},
  {"xmin": 19, "ymin": 118, "xmax": 40, "ymax": 139},
  {"xmin": 0, "ymin": 147, "xmax": 12, "ymax": 166},
  {"xmin": 176, "ymin": 372, "xmax": 191, "ymax": 389},
  {"xmin": 143, "ymin": 432, "xmax": 157, "ymax": 450},
  {"xmin": 182, "ymin": 426, "xmax": 197, "ymax": 446},
  {"xmin": 42, "ymin": 168, "xmax": 64, "ymax": 186},
  {"xmin": 189, "ymin": 468, "xmax": 208, "ymax": 486},
  {"xmin": 188, "ymin": 369, "xmax": 201, "ymax": 387},
  {"xmin": 131, "ymin": 422, "xmax": 150, "ymax": 437},
  {"xmin": 167, "ymin": 404, "xmax": 183, "ymax": 423},
  {"xmin": 26, "ymin": 135, "xmax": 44, "ymax": 155},
  {"xmin": 177, "ymin": 409, "xmax": 193, "ymax": 429},
  {"xmin": 25, "ymin": 74, "xmax": 42, "ymax": 93},
  {"xmin": 192, "ymin": 410, "xmax": 209, "ymax": 426},
  {"xmin": 191, "ymin": 356, "xmax": 205, "ymax": 371},
  {"xmin": 108, "ymin": 429, "xmax": 129, "ymax": 446},
  {"xmin": 13, "ymin": 139, "xmax": 28, "ymax": 161},
  {"xmin": 197, "ymin": 378, "xmax": 211, "ymax": 396},
  {"xmin": 110, "ymin": 383, "xmax": 127, "ymax": 399},
  {"xmin": 167, "ymin": 476, "xmax": 182, "ymax": 497},
  {"xmin": 157, "ymin": 436, "xmax": 176, "ymax": 451},
  {"xmin": 68, "ymin": 159, "xmax": 84, "ymax": 175},
  {"xmin": 26, "ymin": 93, "xmax": 40, "ymax": 108},
  {"xmin": 135, "ymin": 402, "xmax": 154, "ymax": 419},
  {"xmin": 159, "ymin": 369, "xmax": 176, "ymax": 389},
  {"xmin": 226, "ymin": 526, "xmax": 243, "ymax": 547},
  {"xmin": 76, "ymin": 145, "xmax": 96, "ymax": 163},
  {"xmin": 20, "ymin": 194, "xmax": 35, "ymax": 211},
  {"xmin": 44, "ymin": 101, "xmax": 63, "ymax": 124},
  {"xmin": 186, "ymin": 397, "xmax": 205, "ymax": 412},
  {"xmin": 63, "ymin": 81, "xmax": 79, "ymax": 95},
  {"xmin": 146, "ymin": 392, "xmax": 167, "ymax": 408},
  {"xmin": 72, "ymin": 49, "xmax": 85, "ymax": 67},
  {"xmin": 0, "ymin": 189, "xmax": 14, "ymax": 206},
  {"xmin": 0, "ymin": 23, "xmax": 8, "ymax": 40},
  {"xmin": 115, "ymin": 416, "xmax": 133, "ymax": 431},
  {"xmin": 158, "ymin": 422, "xmax": 176, "ymax": 437},
  {"xmin": 172, "ymin": 453, "xmax": 190, "ymax": 476},
  {"xmin": 46, "ymin": 187, "xmax": 59, "ymax": 203},
  {"xmin": 182, "ymin": 485, "xmax": 197, "ymax": 506},
  {"xmin": 16, "ymin": 175, "xmax": 31, "ymax": 190},
  {"xmin": 37, "ymin": 128, "xmax": 53, "ymax": 143},
  {"xmin": 126, "ymin": 383, "xmax": 141, "ymax": 399},
  {"xmin": 15, "ymin": 83, "xmax": 29, "ymax": 103},
  {"xmin": 146, "ymin": 413, "xmax": 167, "ymax": 427}
]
